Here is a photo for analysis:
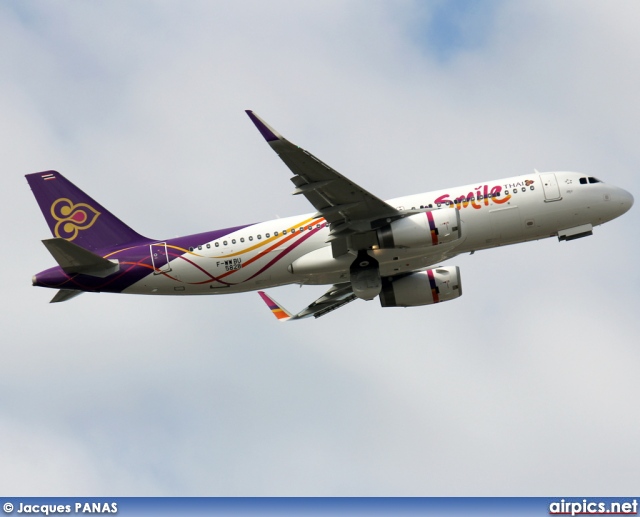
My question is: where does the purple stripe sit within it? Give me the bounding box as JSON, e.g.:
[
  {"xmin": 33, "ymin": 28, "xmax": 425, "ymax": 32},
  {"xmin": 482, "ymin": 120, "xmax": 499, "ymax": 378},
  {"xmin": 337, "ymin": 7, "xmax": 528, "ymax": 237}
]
[
  {"xmin": 426, "ymin": 211, "xmax": 438, "ymax": 245},
  {"xmin": 245, "ymin": 227, "xmax": 320, "ymax": 281},
  {"xmin": 258, "ymin": 291, "xmax": 279, "ymax": 310},
  {"xmin": 426, "ymin": 269, "xmax": 439, "ymax": 303},
  {"xmin": 176, "ymin": 255, "xmax": 231, "ymax": 286},
  {"xmin": 426, "ymin": 211, "xmax": 436, "ymax": 232},
  {"xmin": 245, "ymin": 110, "xmax": 280, "ymax": 142}
]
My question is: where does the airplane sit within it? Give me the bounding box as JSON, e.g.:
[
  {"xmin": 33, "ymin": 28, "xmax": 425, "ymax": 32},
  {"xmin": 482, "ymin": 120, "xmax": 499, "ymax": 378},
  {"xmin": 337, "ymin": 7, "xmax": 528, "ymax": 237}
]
[{"xmin": 27, "ymin": 110, "xmax": 634, "ymax": 320}]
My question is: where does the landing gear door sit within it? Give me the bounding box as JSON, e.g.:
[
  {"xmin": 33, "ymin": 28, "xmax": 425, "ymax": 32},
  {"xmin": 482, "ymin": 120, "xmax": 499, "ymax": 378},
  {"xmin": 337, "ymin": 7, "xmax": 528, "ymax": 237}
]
[
  {"xmin": 540, "ymin": 173, "xmax": 562, "ymax": 201},
  {"xmin": 150, "ymin": 242, "xmax": 172, "ymax": 274}
]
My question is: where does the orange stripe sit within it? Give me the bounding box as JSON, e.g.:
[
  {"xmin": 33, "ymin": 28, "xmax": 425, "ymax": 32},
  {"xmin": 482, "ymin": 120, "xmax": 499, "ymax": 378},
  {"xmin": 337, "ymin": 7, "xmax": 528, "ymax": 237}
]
[
  {"xmin": 214, "ymin": 219, "xmax": 325, "ymax": 281},
  {"xmin": 213, "ymin": 216, "xmax": 322, "ymax": 258},
  {"xmin": 272, "ymin": 308, "xmax": 289, "ymax": 320}
]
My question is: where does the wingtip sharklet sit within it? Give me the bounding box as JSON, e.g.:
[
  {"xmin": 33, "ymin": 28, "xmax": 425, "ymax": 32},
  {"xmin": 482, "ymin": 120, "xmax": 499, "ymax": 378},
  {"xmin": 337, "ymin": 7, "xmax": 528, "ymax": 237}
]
[
  {"xmin": 258, "ymin": 290, "xmax": 293, "ymax": 321},
  {"xmin": 245, "ymin": 110, "xmax": 282, "ymax": 142}
]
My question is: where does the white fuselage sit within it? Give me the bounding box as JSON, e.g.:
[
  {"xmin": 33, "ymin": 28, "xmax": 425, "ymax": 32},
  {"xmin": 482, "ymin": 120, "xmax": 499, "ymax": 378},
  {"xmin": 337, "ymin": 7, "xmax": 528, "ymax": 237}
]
[{"xmin": 123, "ymin": 171, "xmax": 633, "ymax": 296}]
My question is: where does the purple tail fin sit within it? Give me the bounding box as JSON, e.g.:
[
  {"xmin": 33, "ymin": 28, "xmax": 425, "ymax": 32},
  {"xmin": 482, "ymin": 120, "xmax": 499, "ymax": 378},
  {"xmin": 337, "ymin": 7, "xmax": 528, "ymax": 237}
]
[{"xmin": 26, "ymin": 171, "xmax": 150, "ymax": 252}]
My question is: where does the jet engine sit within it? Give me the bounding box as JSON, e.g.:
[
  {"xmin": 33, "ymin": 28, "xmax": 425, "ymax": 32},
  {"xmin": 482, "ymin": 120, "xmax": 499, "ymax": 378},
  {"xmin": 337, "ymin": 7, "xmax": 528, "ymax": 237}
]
[
  {"xmin": 377, "ymin": 209, "xmax": 461, "ymax": 249},
  {"xmin": 379, "ymin": 266, "xmax": 462, "ymax": 307}
]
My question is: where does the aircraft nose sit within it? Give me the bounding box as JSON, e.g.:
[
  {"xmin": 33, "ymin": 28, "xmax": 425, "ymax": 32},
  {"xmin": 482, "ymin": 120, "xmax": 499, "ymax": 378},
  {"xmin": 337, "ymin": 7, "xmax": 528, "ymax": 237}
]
[{"xmin": 619, "ymin": 188, "xmax": 634, "ymax": 213}]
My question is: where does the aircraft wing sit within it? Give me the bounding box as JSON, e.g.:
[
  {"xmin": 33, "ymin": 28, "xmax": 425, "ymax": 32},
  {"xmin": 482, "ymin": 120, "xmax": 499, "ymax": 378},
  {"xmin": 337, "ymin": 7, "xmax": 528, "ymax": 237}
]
[
  {"xmin": 258, "ymin": 283, "xmax": 357, "ymax": 321},
  {"xmin": 246, "ymin": 111, "xmax": 402, "ymax": 256}
]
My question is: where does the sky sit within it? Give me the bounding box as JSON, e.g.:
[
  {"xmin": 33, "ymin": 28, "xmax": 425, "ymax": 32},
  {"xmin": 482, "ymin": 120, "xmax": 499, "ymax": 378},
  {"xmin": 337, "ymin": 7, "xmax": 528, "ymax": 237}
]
[{"xmin": 1, "ymin": 0, "xmax": 639, "ymax": 496}]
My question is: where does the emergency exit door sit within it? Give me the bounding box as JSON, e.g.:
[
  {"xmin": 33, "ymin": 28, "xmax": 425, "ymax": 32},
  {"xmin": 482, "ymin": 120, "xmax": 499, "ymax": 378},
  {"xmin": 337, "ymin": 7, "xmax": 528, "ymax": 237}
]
[{"xmin": 150, "ymin": 242, "xmax": 172, "ymax": 274}]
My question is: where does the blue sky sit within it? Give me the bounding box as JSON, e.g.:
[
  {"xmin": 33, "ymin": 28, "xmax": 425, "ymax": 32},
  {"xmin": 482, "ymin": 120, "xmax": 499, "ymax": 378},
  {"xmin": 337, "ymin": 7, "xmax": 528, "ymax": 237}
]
[
  {"xmin": 1, "ymin": 0, "xmax": 639, "ymax": 497},
  {"xmin": 420, "ymin": 0, "xmax": 499, "ymax": 61}
]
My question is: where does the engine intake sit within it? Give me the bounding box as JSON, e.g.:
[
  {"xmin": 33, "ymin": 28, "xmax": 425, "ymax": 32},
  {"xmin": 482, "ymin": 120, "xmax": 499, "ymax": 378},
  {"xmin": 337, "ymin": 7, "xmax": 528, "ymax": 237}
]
[
  {"xmin": 377, "ymin": 209, "xmax": 461, "ymax": 249},
  {"xmin": 379, "ymin": 266, "xmax": 462, "ymax": 307}
]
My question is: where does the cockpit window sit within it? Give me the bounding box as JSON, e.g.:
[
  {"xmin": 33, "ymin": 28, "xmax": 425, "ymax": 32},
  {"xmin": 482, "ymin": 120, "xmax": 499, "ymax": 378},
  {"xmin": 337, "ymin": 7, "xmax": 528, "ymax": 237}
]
[
  {"xmin": 588, "ymin": 177, "xmax": 602, "ymax": 184},
  {"xmin": 579, "ymin": 177, "xmax": 588, "ymax": 185}
]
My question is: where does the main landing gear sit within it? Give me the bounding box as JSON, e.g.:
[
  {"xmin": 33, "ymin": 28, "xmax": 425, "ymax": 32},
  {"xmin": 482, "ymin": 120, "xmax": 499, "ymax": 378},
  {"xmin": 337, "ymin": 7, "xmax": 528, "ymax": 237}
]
[{"xmin": 349, "ymin": 250, "xmax": 381, "ymax": 301}]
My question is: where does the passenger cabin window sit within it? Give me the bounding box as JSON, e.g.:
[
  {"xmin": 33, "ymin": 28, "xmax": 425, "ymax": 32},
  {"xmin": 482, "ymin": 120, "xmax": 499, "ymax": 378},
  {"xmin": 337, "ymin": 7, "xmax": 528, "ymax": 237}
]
[
  {"xmin": 215, "ymin": 242, "xmax": 219, "ymax": 247},
  {"xmin": 266, "ymin": 233, "xmax": 270, "ymax": 238},
  {"xmin": 257, "ymin": 235, "xmax": 262, "ymax": 239},
  {"xmin": 274, "ymin": 231, "xmax": 279, "ymax": 236},
  {"xmin": 240, "ymin": 237, "xmax": 245, "ymax": 243},
  {"xmin": 249, "ymin": 236, "xmax": 253, "ymax": 241}
]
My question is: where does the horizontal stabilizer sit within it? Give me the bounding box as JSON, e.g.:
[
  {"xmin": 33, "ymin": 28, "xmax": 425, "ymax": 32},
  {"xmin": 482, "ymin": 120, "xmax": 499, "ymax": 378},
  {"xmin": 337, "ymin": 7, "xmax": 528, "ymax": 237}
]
[
  {"xmin": 42, "ymin": 238, "xmax": 119, "ymax": 278},
  {"xmin": 50, "ymin": 289, "xmax": 84, "ymax": 303}
]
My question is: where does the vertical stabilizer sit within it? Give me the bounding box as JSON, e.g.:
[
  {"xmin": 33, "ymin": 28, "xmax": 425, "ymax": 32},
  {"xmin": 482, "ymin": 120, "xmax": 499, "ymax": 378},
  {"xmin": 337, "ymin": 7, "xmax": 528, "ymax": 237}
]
[{"xmin": 26, "ymin": 171, "xmax": 149, "ymax": 251}]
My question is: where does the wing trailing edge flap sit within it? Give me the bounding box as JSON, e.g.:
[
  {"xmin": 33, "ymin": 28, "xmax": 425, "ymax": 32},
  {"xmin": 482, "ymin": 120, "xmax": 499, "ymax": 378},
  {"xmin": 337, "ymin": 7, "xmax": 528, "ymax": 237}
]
[
  {"xmin": 42, "ymin": 238, "xmax": 119, "ymax": 278},
  {"xmin": 245, "ymin": 110, "xmax": 401, "ymax": 257},
  {"xmin": 259, "ymin": 283, "xmax": 357, "ymax": 321}
]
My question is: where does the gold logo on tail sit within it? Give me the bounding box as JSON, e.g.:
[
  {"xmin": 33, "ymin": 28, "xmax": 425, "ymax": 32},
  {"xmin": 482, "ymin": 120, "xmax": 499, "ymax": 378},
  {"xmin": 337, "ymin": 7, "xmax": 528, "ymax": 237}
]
[{"xmin": 51, "ymin": 198, "xmax": 101, "ymax": 241}]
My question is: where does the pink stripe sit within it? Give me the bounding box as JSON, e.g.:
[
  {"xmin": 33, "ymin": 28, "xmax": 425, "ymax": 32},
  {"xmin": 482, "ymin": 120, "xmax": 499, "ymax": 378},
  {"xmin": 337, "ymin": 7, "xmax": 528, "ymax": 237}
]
[
  {"xmin": 426, "ymin": 211, "xmax": 438, "ymax": 245},
  {"xmin": 426, "ymin": 269, "xmax": 439, "ymax": 303}
]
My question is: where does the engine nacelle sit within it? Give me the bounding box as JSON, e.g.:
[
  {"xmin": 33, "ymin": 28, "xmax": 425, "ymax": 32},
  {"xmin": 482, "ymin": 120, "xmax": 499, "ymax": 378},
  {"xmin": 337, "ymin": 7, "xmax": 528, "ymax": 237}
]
[
  {"xmin": 377, "ymin": 209, "xmax": 461, "ymax": 249},
  {"xmin": 379, "ymin": 266, "xmax": 462, "ymax": 307}
]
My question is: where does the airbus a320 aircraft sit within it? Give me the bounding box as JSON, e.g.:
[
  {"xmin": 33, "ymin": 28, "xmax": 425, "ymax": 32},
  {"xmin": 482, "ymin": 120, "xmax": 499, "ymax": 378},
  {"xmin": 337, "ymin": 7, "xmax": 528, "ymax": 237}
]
[{"xmin": 27, "ymin": 111, "xmax": 633, "ymax": 320}]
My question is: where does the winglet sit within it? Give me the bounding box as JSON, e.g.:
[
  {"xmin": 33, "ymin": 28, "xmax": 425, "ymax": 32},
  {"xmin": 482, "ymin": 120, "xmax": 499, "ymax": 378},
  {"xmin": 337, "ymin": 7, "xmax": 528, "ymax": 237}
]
[
  {"xmin": 258, "ymin": 291, "xmax": 293, "ymax": 321},
  {"xmin": 245, "ymin": 110, "xmax": 282, "ymax": 142}
]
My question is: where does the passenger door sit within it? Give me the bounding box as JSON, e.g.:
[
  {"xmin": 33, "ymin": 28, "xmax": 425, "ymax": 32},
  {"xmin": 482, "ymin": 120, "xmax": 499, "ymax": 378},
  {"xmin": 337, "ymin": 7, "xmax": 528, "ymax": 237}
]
[{"xmin": 540, "ymin": 173, "xmax": 562, "ymax": 201}]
